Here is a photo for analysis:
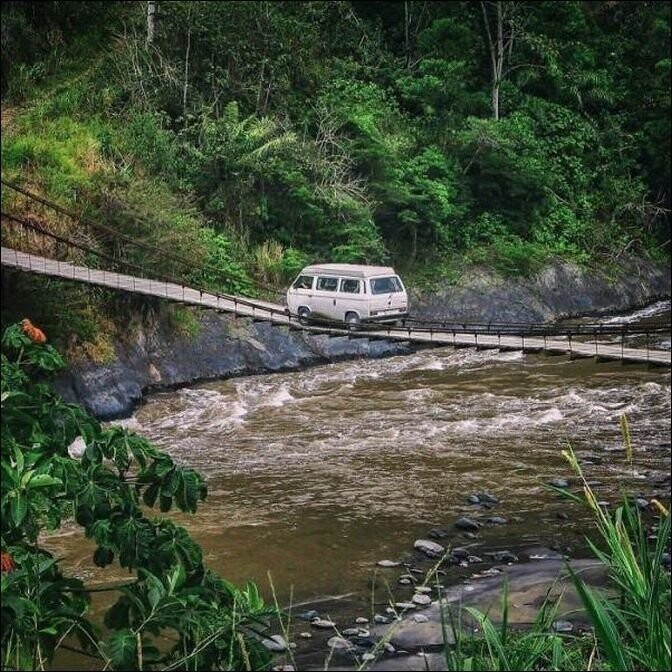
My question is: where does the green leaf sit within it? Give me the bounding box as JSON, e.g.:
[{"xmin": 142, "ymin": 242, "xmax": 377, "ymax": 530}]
[
  {"xmin": 107, "ymin": 628, "xmax": 137, "ymax": 671},
  {"xmin": 26, "ymin": 473, "xmax": 63, "ymax": 489},
  {"xmin": 11, "ymin": 492, "xmax": 28, "ymax": 526}
]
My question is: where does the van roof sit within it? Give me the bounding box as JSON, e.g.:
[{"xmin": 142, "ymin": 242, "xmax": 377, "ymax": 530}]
[{"xmin": 302, "ymin": 263, "xmax": 398, "ymax": 278}]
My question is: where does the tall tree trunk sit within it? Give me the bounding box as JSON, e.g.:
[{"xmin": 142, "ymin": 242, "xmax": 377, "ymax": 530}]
[
  {"xmin": 481, "ymin": 1, "xmax": 515, "ymax": 121},
  {"xmin": 146, "ymin": 1, "xmax": 157, "ymax": 46},
  {"xmin": 182, "ymin": 18, "xmax": 191, "ymax": 121}
]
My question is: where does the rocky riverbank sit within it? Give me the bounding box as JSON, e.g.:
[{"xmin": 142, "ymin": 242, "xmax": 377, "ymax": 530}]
[
  {"xmin": 264, "ymin": 480, "xmax": 671, "ymax": 672},
  {"xmin": 54, "ymin": 256, "xmax": 670, "ymax": 420}
]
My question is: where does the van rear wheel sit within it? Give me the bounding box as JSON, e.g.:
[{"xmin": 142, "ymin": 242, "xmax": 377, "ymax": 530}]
[
  {"xmin": 345, "ymin": 312, "xmax": 361, "ymax": 330},
  {"xmin": 298, "ymin": 306, "xmax": 311, "ymax": 325}
]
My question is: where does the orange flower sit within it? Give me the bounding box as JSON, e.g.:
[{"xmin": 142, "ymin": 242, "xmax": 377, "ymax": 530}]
[
  {"xmin": 0, "ymin": 551, "xmax": 15, "ymax": 573},
  {"xmin": 20, "ymin": 318, "xmax": 47, "ymax": 344}
]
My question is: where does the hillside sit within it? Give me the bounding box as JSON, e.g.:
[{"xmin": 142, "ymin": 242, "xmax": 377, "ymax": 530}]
[{"xmin": 1, "ymin": 1, "xmax": 670, "ymax": 350}]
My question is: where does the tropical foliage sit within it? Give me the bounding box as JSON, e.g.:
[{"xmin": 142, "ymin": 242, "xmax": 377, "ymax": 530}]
[{"xmin": 1, "ymin": 322, "xmax": 273, "ymax": 670}]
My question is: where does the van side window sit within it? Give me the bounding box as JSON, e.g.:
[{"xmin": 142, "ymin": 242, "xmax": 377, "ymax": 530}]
[
  {"xmin": 317, "ymin": 277, "xmax": 339, "ymax": 292},
  {"xmin": 293, "ymin": 275, "xmax": 314, "ymax": 290},
  {"xmin": 340, "ymin": 279, "xmax": 360, "ymax": 294}
]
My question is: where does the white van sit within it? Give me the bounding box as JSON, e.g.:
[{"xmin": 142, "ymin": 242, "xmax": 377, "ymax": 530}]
[{"xmin": 286, "ymin": 263, "xmax": 408, "ymax": 326}]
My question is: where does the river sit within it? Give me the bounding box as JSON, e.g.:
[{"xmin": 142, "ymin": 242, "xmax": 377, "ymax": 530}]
[{"xmin": 46, "ymin": 301, "xmax": 671, "ymax": 667}]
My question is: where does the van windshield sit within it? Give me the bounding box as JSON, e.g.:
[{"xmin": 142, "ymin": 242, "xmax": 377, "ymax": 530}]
[{"xmin": 370, "ymin": 276, "xmax": 403, "ymax": 294}]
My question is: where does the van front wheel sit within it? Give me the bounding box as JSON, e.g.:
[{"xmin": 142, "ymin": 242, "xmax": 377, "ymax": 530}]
[
  {"xmin": 298, "ymin": 306, "xmax": 311, "ymax": 325},
  {"xmin": 345, "ymin": 312, "xmax": 361, "ymax": 330}
]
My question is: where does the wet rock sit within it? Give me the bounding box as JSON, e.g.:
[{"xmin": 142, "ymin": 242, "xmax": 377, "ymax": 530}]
[
  {"xmin": 552, "ymin": 620, "xmax": 574, "ymax": 633},
  {"xmin": 395, "ymin": 602, "xmax": 417, "ymax": 610},
  {"xmin": 298, "ymin": 609, "xmax": 319, "ymax": 621},
  {"xmin": 377, "ymin": 559, "xmax": 401, "ymax": 568},
  {"xmin": 486, "ymin": 516, "xmax": 508, "ymax": 525},
  {"xmin": 412, "ymin": 593, "xmax": 432, "ymax": 606},
  {"xmin": 399, "ymin": 573, "xmax": 417, "ymax": 582},
  {"xmin": 311, "ymin": 618, "xmax": 336, "ymax": 629},
  {"xmin": 478, "ymin": 493, "xmax": 500, "ymax": 504},
  {"xmin": 327, "ymin": 636, "xmax": 353, "ymax": 650},
  {"xmin": 635, "ymin": 498, "xmax": 649, "ymax": 510},
  {"xmin": 262, "ymin": 635, "xmax": 287, "ymax": 652},
  {"xmin": 299, "ymin": 632, "xmax": 312, "ymax": 639},
  {"xmin": 467, "ymin": 494, "xmax": 481, "ymax": 504},
  {"xmin": 556, "ymin": 511, "xmax": 569, "ymax": 520},
  {"xmin": 550, "ymin": 478, "xmax": 570, "ymax": 488},
  {"xmin": 384, "ymin": 643, "xmax": 396, "ymax": 653},
  {"xmin": 452, "ymin": 548, "xmax": 469, "ymax": 560},
  {"xmin": 362, "ymin": 653, "xmax": 376, "ymax": 662},
  {"xmin": 374, "ymin": 614, "xmax": 389, "ymax": 624},
  {"xmin": 413, "ymin": 614, "xmax": 430, "ymax": 623},
  {"xmin": 355, "ymin": 617, "xmax": 370, "ymax": 624},
  {"xmin": 414, "ymin": 539, "xmax": 446, "ymax": 558},
  {"xmin": 399, "ymin": 578, "xmax": 412, "ymax": 585},
  {"xmin": 455, "ymin": 517, "xmax": 480, "ymax": 531},
  {"xmin": 462, "ymin": 531, "xmax": 479, "ymax": 539},
  {"xmin": 427, "ymin": 528, "xmax": 449, "ymax": 540},
  {"xmin": 414, "ymin": 586, "xmax": 432, "ymax": 594},
  {"xmin": 468, "ymin": 555, "xmax": 483, "ymax": 563},
  {"xmin": 352, "ymin": 635, "xmax": 377, "ymax": 648},
  {"xmin": 342, "ymin": 628, "xmax": 360, "ymax": 637}
]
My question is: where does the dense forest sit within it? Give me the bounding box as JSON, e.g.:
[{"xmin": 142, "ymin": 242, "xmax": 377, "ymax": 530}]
[{"xmin": 1, "ymin": 1, "xmax": 670, "ymax": 346}]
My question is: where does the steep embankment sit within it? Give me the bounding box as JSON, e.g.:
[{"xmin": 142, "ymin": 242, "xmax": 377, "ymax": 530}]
[{"xmin": 54, "ymin": 256, "xmax": 670, "ymax": 420}]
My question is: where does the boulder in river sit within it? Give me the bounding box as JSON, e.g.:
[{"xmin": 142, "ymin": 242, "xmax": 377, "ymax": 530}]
[{"xmin": 414, "ymin": 539, "xmax": 446, "ymax": 558}]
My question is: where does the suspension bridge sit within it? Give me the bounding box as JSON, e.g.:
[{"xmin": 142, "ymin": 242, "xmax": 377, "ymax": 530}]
[{"xmin": 1, "ymin": 180, "xmax": 670, "ymax": 367}]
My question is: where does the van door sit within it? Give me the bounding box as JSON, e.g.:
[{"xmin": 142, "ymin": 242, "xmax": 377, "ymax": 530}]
[
  {"xmin": 314, "ymin": 276, "xmax": 340, "ymax": 321},
  {"xmin": 336, "ymin": 278, "xmax": 368, "ymax": 321}
]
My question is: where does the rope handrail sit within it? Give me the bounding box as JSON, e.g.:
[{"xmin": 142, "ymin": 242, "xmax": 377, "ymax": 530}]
[
  {"xmin": 0, "ymin": 177, "xmax": 281, "ymax": 295},
  {"xmin": 3, "ymin": 213, "xmax": 670, "ymax": 339}
]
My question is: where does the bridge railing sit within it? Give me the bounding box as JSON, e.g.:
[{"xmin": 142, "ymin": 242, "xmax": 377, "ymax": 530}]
[{"xmin": 2, "ymin": 178, "xmax": 670, "ymax": 350}]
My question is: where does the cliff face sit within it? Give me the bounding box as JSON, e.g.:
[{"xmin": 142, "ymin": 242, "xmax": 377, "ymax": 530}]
[
  {"xmin": 411, "ymin": 257, "xmax": 671, "ymax": 324},
  {"xmin": 54, "ymin": 257, "xmax": 671, "ymax": 420}
]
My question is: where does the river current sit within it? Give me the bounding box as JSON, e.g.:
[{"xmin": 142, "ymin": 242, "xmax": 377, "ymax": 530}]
[{"xmin": 47, "ymin": 301, "xmax": 671, "ymax": 615}]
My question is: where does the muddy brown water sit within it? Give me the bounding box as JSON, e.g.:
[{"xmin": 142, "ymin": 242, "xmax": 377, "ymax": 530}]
[{"xmin": 46, "ymin": 301, "xmax": 671, "ymax": 668}]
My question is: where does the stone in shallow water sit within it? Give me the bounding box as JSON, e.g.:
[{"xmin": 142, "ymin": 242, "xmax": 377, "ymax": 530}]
[
  {"xmin": 299, "ymin": 632, "xmax": 312, "ymax": 639},
  {"xmin": 486, "ymin": 516, "xmax": 508, "ymax": 525},
  {"xmin": 398, "ymin": 578, "xmax": 412, "ymax": 585},
  {"xmin": 467, "ymin": 494, "xmax": 480, "ymax": 504},
  {"xmin": 327, "ymin": 636, "xmax": 353, "ymax": 650},
  {"xmin": 298, "ymin": 609, "xmax": 319, "ymax": 621},
  {"xmin": 355, "ymin": 616, "xmax": 369, "ymax": 624},
  {"xmin": 374, "ymin": 614, "xmax": 389, "ymax": 624},
  {"xmin": 395, "ymin": 602, "xmax": 417, "ymax": 610},
  {"xmin": 261, "ymin": 634, "xmax": 287, "ymax": 652},
  {"xmin": 311, "ymin": 618, "xmax": 336, "ymax": 629},
  {"xmin": 550, "ymin": 478, "xmax": 570, "ymax": 488},
  {"xmin": 427, "ymin": 528, "xmax": 449, "ymax": 539},
  {"xmin": 415, "ymin": 586, "xmax": 432, "ymax": 594},
  {"xmin": 552, "ymin": 619, "xmax": 574, "ymax": 633},
  {"xmin": 413, "ymin": 614, "xmax": 430, "ymax": 623},
  {"xmin": 455, "ymin": 517, "xmax": 480, "ymax": 531},
  {"xmin": 412, "ymin": 593, "xmax": 432, "ymax": 606},
  {"xmin": 477, "ymin": 492, "xmax": 500, "ymax": 504},
  {"xmin": 377, "ymin": 559, "xmax": 401, "ymax": 567},
  {"xmin": 414, "ymin": 539, "xmax": 446, "ymax": 558}
]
